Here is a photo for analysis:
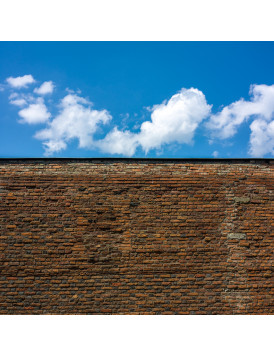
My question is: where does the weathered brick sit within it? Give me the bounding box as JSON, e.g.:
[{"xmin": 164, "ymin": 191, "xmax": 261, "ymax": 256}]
[{"xmin": 0, "ymin": 158, "xmax": 273, "ymax": 315}]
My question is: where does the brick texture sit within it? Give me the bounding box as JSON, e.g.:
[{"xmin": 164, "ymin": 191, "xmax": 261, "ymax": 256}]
[{"xmin": 0, "ymin": 159, "xmax": 273, "ymax": 314}]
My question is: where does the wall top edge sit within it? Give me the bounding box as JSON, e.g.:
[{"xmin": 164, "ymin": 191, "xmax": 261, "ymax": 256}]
[{"xmin": 0, "ymin": 157, "xmax": 273, "ymax": 164}]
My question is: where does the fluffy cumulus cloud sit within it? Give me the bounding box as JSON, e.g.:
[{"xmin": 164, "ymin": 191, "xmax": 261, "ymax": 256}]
[
  {"xmin": 9, "ymin": 97, "xmax": 27, "ymax": 107},
  {"xmin": 206, "ymin": 84, "xmax": 274, "ymax": 156},
  {"xmin": 97, "ymin": 88, "xmax": 211, "ymax": 155},
  {"xmin": 9, "ymin": 92, "xmax": 34, "ymax": 107},
  {"xmin": 34, "ymin": 94, "xmax": 112, "ymax": 156},
  {"xmin": 249, "ymin": 119, "xmax": 274, "ymax": 156},
  {"xmin": 6, "ymin": 74, "xmax": 35, "ymax": 88},
  {"xmin": 98, "ymin": 128, "xmax": 139, "ymax": 156},
  {"xmin": 4, "ymin": 74, "xmax": 274, "ymax": 157},
  {"xmin": 18, "ymin": 98, "xmax": 51, "ymax": 124},
  {"xmin": 34, "ymin": 81, "xmax": 54, "ymax": 95},
  {"xmin": 207, "ymin": 84, "xmax": 274, "ymax": 139}
]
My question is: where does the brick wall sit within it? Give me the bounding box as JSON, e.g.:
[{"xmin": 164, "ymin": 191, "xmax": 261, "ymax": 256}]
[{"xmin": 0, "ymin": 159, "xmax": 273, "ymax": 314}]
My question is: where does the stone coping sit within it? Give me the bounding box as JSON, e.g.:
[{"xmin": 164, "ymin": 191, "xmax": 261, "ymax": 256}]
[{"xmin": 0, "ymin": 158, "xmax": 273, "ymax": 164}]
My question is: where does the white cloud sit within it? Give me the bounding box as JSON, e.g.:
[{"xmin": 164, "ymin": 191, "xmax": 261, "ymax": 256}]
[
  {"xmin": 6, "ymin": 74, "xmax": 35, "ymax": 88},
  {"xmin": 10, "ymin": 98, "xmax": 27, "ymax": 107},
  {"xmin": 18, "ymin": 98, "xmax": 51, "ymax": 124},
  {"xmin": 7, "ymin": 76, "xmax": 273, "ymax": 157},
  {"xmin": 249, "ymin": 119, "xmax": 274, "ymax": 157},
  {"xmin": 34, "ymin": 81, "xmax": 54, "ymax": 95},
  {"xmin": 98, "ymin": 127, "xmax": 139, "ymax": 156},
  {"xmin": 9, "ymin": 92, "xmax": 35, "ymax": 107},
  {"xmin": 9, "ymin": 93, "xmax": 18, "ymax": 99},
  {"xmin": 207, "ymin": 84, "xmax": 274, "ymax": 139},
  {"xmin": 138, "ymin": 88, "xmax": 211, "ymax": 152},
  {"xmin": 97, "ymin": 88, "xmax": 211, "ymax": 156},
  {"xmin": 34, "ymin": 94, "xmax": 112, "ymax": 156}
]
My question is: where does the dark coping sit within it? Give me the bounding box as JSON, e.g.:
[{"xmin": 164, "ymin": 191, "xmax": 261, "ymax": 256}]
[{"xmin": 0, "ymin": 158, "xmax": 273, "ymax": 164}]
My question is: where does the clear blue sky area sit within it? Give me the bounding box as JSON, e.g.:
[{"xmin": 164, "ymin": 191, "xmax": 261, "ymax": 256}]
[{"xmin": 1, "ymin": 42, "xmax": 274, "ymax": 158}]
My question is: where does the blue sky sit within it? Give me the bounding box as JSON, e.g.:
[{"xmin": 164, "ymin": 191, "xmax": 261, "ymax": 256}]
[{"xmin": 1, "ymin": 41, "xmax": 274, "ymax": 158}]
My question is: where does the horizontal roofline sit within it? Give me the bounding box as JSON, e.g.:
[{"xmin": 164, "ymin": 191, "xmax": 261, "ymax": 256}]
[{"xmin": 0, "ymin": 158, "xmax": 273, "ymax": 164}]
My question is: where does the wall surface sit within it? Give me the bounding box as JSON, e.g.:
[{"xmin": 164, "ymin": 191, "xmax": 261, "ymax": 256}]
[{"xmin": 0, "ymin": 159, "xmax": 273, "ymax": 314}]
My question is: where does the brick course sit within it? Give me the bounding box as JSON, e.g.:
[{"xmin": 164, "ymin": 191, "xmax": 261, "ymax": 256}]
[{"xmin": 0, "ymin": 158, "xmax": 273, "ymax": 314}]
